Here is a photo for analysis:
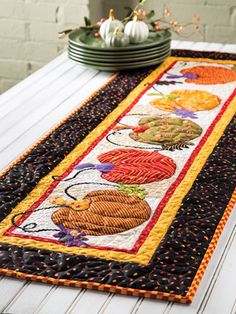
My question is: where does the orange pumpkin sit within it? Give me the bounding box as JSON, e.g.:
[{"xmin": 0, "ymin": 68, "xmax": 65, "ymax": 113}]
[
  {"xmin": 52, "ymin": 190, "xmax": 151, "ymax": 236},
  {"xmin": 181, "ymin": 66, "xmax": 236, "ymax": 85},
  {"xmin": 150, "ymin": 90, "xmax": 220, "ymax": 112},
  {"xmin": 98, "ymin": 149, "xmax": 176, "ymax": 184}
]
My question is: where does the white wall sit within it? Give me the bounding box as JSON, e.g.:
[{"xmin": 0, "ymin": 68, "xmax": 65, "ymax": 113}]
[
  {"xmin": 0, "ymin": 0, "xmax": 235, "ymax": 94},
  {"xmin": 0, "ymin": 0, "xmax": 90, "ymax": 93},
  {"xmin": 102, "ymin": 0, "xmax": 236, "ymax": 42}
]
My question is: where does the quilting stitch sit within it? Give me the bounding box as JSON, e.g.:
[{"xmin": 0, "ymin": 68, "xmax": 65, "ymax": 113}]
[
  {"xmin": 0, "ymin": 113, "xmax": 234, "ymax": 300},
  {"xmin": 0, "ymin": 49, "xmax": 235, "ymax": 302},
  {"xmin": 51, "ymin": 190, "xmax": 151, "ymax": 236},
  {"xmin": 149, "ymin": 90, "xmax": 221, "ymax": 112},
  {"xmin": 180, "ymin": 65, "xmax": 236, "ymax": 84}
]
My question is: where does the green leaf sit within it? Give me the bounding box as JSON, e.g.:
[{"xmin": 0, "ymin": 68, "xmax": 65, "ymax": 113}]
[
  {"xmin": 146, "ymin": 92, "xmax": 160, "ymax": 96},
  {"xmin": 164, "ymin": 95, "xmax": 178, "ymax": 100},
  {"xmin": 118, "ymin": 184, "xmax": 148, "ymax": 199},
  {"xmin": 139, "ymin": 0, "xmax": 146, "ymax": 4},
  {"xmin": 84, "ymin": 16, "xmax": 91, "ymax": 26},
  {"xmin": 147, "ymin": 9, "xmax": 155, "ymax": 19}
]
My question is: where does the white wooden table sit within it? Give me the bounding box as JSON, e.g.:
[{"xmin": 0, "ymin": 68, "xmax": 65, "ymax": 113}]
[{"xmin": 0, "ymin": 41, "xmax": 235, "ymax": 314}]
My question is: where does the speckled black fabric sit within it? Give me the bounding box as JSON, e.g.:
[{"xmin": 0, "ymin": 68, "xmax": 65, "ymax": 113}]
[
  {"xmin": 0, "ymin": 68, "xmax": 153, "ymax": 222},
  {"xmin": 171, "ymin": 49, "xmax": 236, "ymax": 61},
  {"xmin": 0, "ymin": 113, "xmax": 235, "ymax": 295},
  {"xmin": 0, "ymin": 50, "xmax": 235, "ymax": 298}
]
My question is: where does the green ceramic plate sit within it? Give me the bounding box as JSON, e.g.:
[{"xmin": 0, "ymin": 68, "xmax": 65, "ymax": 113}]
[
  {"xmin": 69, "ymin": 38, "xmax": 171, "ymax": 56},
  {"xmin": 68, "ymin": 50, "xmax": 171, "ymax": 71},
  {"xmin": 68, "ymin": 45, "xmax": 170, "ymax": 63},
  {"xmin": 69, "ymin": 28, "xmax": 171, "ymax": 52},
  {"xmin": 68, "ymin": 42, "xmax": 171, "ymax": 60},
  {"xmin": 68, "ymin": 54, "xmax": 170, "ymax": 71},
  {"xmin": 68, "ymin": 38, "xmax": 171, "ymax": 56},
  {"xmin": 68, "ymin": 48, "xmax": 169, "ymax": 64}
]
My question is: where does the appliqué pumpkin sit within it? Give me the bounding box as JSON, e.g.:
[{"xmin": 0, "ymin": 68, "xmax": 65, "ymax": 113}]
[
  {"xmin": 180, "ymin": 65, "xmax": 236, "ymax": 84},
  {"xmin": 97, "ymin": 148, "xmax": 176, "ymax": 184},
  {"xmin": 51, "ymin": 190, "xmax": 151, "ymax": 236},
  {"xmin": 150, "ymin": 90, "xmax": 221, "ymax": 112},
  {"xmin": 129, "ymin": 116, "xmax": 202, "ymax": 145}
]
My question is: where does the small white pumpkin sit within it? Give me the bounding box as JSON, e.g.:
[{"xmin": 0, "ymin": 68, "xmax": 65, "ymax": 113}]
[
  {"xmin": 100, "ymin": 9, "xmax": 124, "ymax": 40},
  {"xmin": 105, "ymin": 28, "xmax": 130, "ymax": 47},
  {"xmin": 124, "ymin": 11, "xmax": 149, "ymax": 44}
]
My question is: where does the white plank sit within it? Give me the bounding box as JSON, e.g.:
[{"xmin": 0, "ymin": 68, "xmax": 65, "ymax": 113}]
[
  {"xmin": 231, "ymin": 299, "xmax": 236, "ymax": 314},
  {"xmin": 0, "ymin": 277, "xmax": 26, "ymax": 313},
  {"xmin": 201, "ymin": 229, "xmax": 236, "ymax": 314},
  {"xmin": 215, "ymin": 44, "xmax": 226, "ymax": 52},
  {"xmin": 100, "ymin": 295, "xmax": 140, "ymax": 314},
  {"xmin": 171, "ymin": 40, "xmax": 195, "ymax": 49},
  {"xmin": 0, "ymin": 61, "xmax": 76, "ymax": 120},
  {"xmin": 168, "ymin": 208, "xmax": 236, "ymax": 314},
  {"xmin": 0, "ymin": 41, "xmax": 236, "ymax": 314},
  {"xmin": 4, "ymin": 282, "xmax": 54, "ymax": 314},
  {"xmin": 171, "ymin": 40, "xmax": 185, "ymax": 49},
  {"xmin": 221, "ymin": 44, "xmax": 236, "ymax": 53},
  {"xmin": 207, "ymin": 43, "xmax": 229, "ymax": 52},
  {"xmin": 68, "ymin": 290, "xmax": 110, "ymax": 314},
  {"xmin": 0, "ymin": 66, "xmax": 90, "ymax": 139},
  {"xmin": 173, "ymin": 41, "xmax": 195, "ymax": 50},
  {"xmin": 0, "ymin": 53, "xmax": 67, "ymax": 106},
  {"xmin": 34, "ymin": 286, "xmax": 81, "ymax": 314},
  {"xmin": 0, "ymin": 71, "xmax": 112, "ymax": 172},
  {"xmin": 192, "ymin": 42, "xmax": 213, "ymax": 51},
  {"xmin": 0, "ymin": 68, "xmax": 96, "ymax": 147},
  {"xmin": 134, "ymin": 299, "xmax": 169, "ymax": 314}
]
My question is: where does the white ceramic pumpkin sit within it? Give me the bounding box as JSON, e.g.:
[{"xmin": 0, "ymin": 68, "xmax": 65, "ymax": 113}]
[
  {"xmin": 124, "ymin": 11, "xmax": 149, "ymax": 44},
  {"xmin": 100, "ymin": 9, "xmax": 124, "ymax": 40},
  {"xmin": 105, "ymin": 28, "xmax": 130, "ymax": 47}
]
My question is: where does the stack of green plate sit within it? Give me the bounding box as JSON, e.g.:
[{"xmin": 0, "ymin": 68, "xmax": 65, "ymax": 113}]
[{"xmin": 68, "ymin": 29, "xmax": 172, "ymax": 71}]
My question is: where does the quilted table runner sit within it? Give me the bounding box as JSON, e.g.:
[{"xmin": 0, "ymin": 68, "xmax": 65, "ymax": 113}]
[{"xmin": 0, "ymin": 50, "xmax": 235, "ymax": 304}]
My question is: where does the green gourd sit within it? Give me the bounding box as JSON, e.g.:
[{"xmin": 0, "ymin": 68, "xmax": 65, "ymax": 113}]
[
  {"xmin": 100, "ymin": 9, "xmax": 124, "ymax": 40},
  {"xmin": 130, "ymin": 116, "xmax": 203, "ymax": 145},
  {"xmin": 105, "ymin": 28, "xmax": 130, "ymax": 47},
  {"xmin": 124, "ymin": 11, "xmax": 149, "ymax": 44}
]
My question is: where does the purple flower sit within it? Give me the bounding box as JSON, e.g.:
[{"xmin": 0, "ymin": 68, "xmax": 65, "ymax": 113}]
[
  {"xmin": 183, "ymin": 73, "xmax": 199, "ymax": 79},
  {"xmin": 167, "ymin": 74, "xmax": 183, "ymax": 79},
  {"xmin": 75, "ymin": 162, "xmax": 115, "ymax": 173},
  {"xmin": 173, "ymin": 108, "xmax": 198, "ymax": 119},
  {"xmin": 54, "ymin": 225, "xmax": 89, "ymax": 248},
  {"xmin": 167, "ymin": 72, "xmax": 199, "ymax": 80},
  {"xmin": 95, "ymin": 163, "xmax": 115, "ymax": 173},
  {"xmin": 74, "ymin": 163, "xmax": 94, "ymax": 170}
]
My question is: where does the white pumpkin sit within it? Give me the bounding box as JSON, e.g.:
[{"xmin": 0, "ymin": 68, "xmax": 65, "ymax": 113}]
[
  {"xmin": 105, "ymin": 28, "xmax": 130, "ymax": 47},
  {"xmin": 124, "ymin": 11, "xmax": 149, "ymax": 44},
  {"xmin": 100, "ymin": 9, "xmax": 124, "ymax": 40}
]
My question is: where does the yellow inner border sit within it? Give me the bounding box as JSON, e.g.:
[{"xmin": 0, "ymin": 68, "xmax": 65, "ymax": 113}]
[{"xmin": 0, "ymin": 56, "xmax": 235, "ymax": 265}]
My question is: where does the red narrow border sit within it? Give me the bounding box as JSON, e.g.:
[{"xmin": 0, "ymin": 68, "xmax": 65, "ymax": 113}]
[
  {"xmin": 5, "ymin": 61, "xmax": 176, "ymax": 236},
  {"xmin": 1, "ymin": 192, "xmax": 235, "ymax": 305},
  {"xmin": 5, "ymin": 65, "xmax": 236, "ymax": 255}
]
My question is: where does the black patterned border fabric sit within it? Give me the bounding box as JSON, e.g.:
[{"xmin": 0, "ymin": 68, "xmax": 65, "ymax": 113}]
[{"xmin": 0, "ymin": 50, "xmax": 235, "ymax": 299}]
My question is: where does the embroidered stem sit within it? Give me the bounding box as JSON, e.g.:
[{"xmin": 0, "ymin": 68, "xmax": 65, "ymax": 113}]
[
  {"xmin": 65, "ymin": 182, "xmax": 119, "ymax": 200},
  {"xmin": 52, "ymin": 168, "xmax": 96, "ymax": 182},
  {"xmin": 106, "ymin": 132, "xmax": 162, "ymax": 150},
  {"xmin": 11, "ymin": 206, "xmax": 62, "ymax": 233}
]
